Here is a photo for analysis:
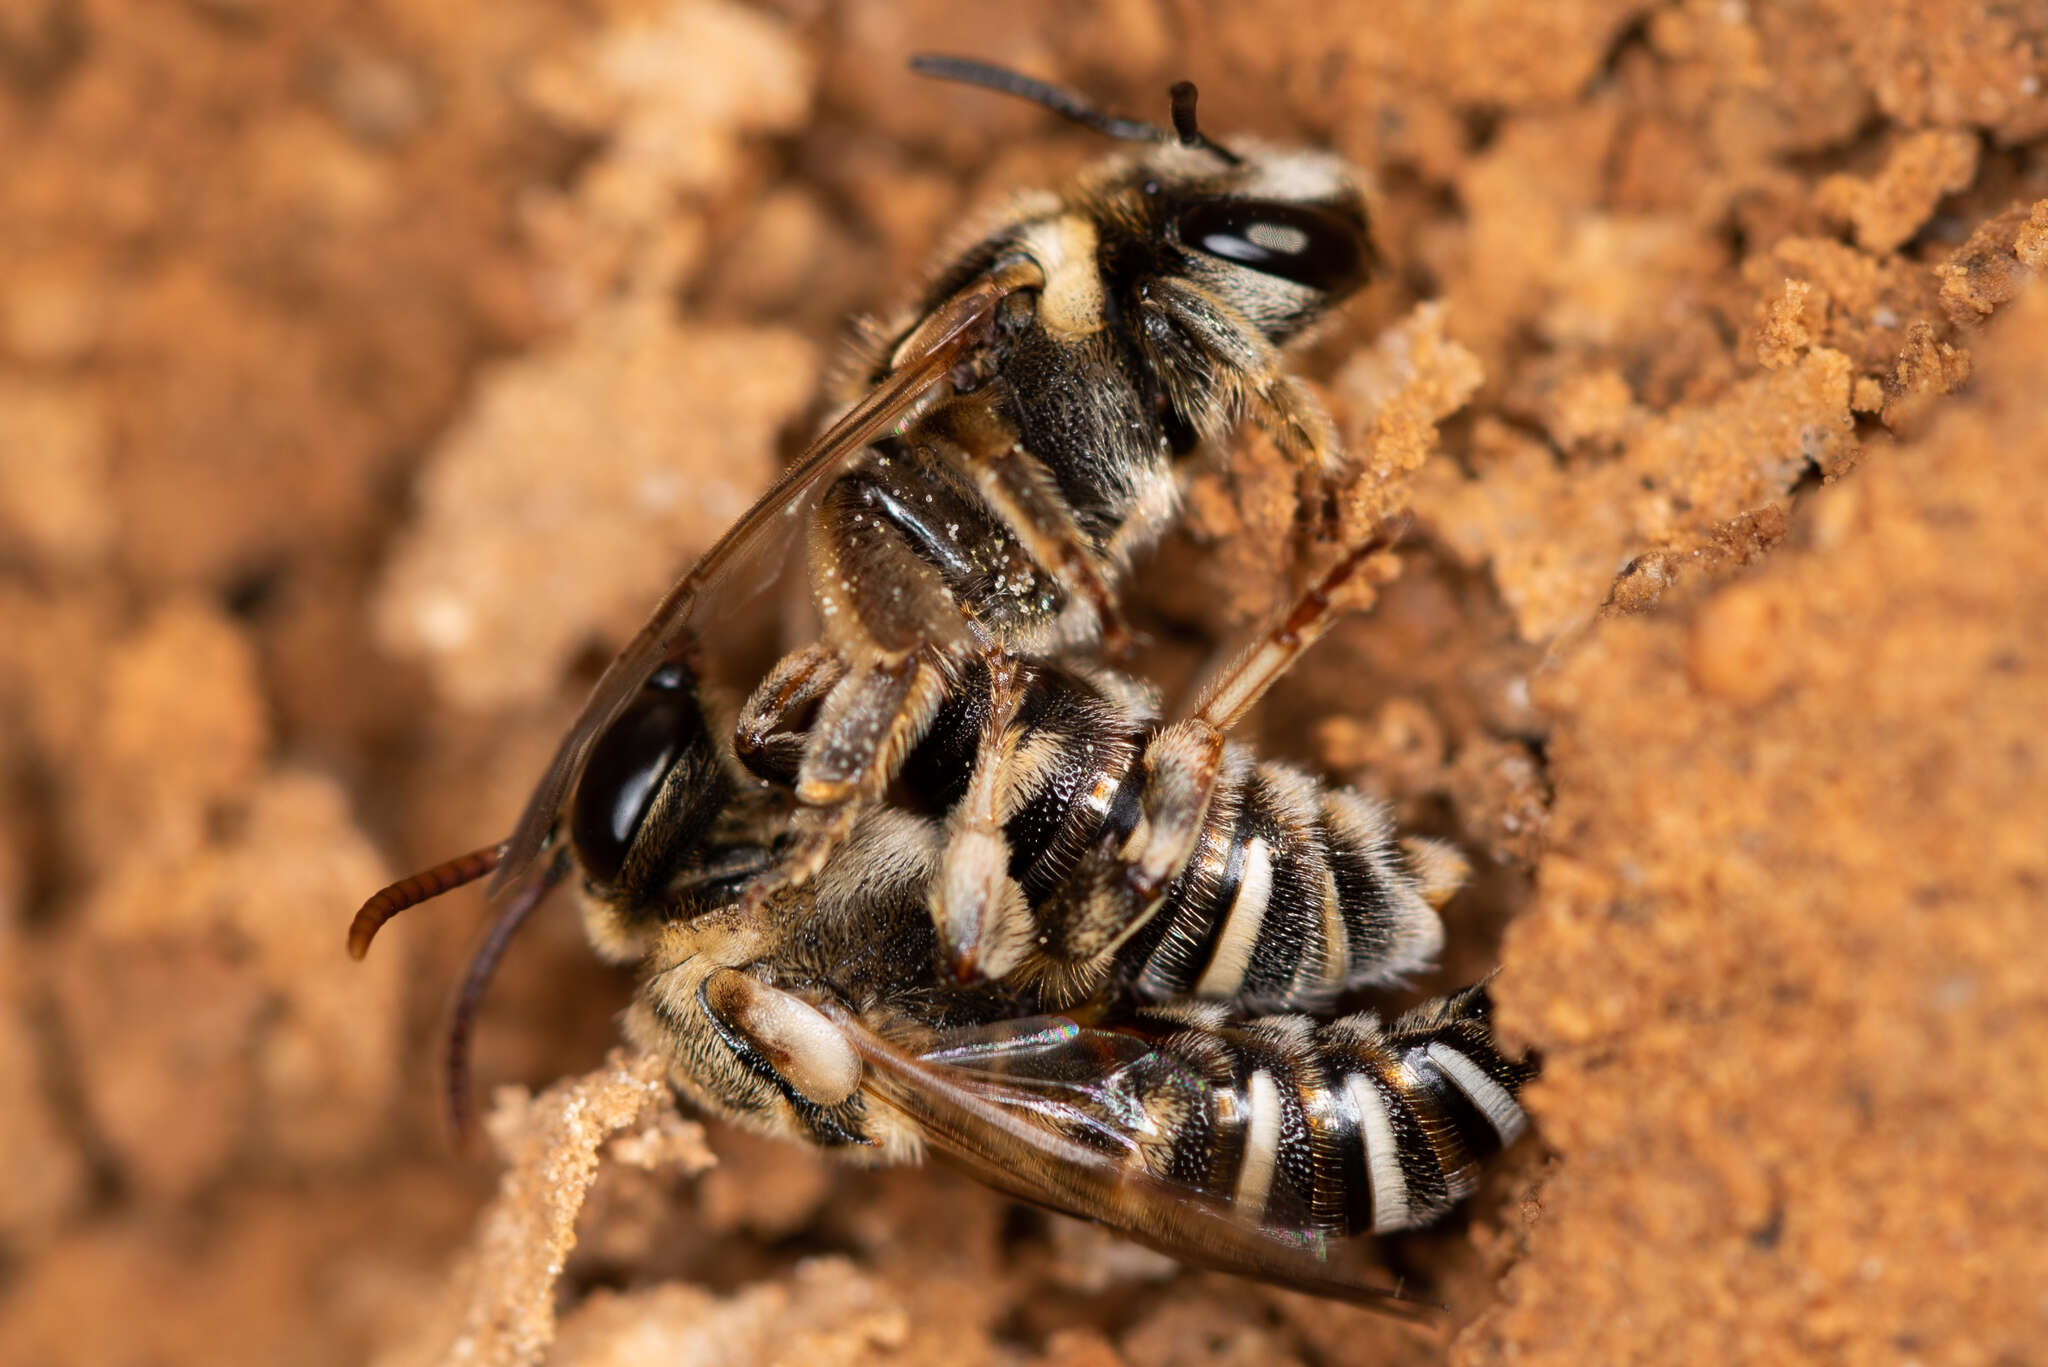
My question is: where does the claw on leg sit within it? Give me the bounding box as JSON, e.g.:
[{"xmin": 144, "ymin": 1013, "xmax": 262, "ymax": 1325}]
[{"xmin": 739, "ymin": 650, "xmax": 949, "ymax": 908}]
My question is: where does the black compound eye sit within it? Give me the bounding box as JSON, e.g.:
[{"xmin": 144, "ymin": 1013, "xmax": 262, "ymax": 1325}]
[
  {"xmin": 570, "ymin": 664, "xmax": 705, "ymax": 887},
  {"xmin": 1176, "ymin": 199, "xmax": 1369, "ymax": 294}
]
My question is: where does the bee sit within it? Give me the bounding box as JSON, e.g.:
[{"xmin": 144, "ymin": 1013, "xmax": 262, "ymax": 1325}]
[
  {"xmin": 630, "ymin": 904, "xmax": 1532, "ymax": 1308},
  {"xmin": 740, "ymin": 530, "xmax": 1468, "ymax": 1014},
  {"xmin": 347, "ymin": 61, "xmax": 1529, "ymax": 1306},
  {"xmin": 349, "ymin": 537, "xmax": 1532, "ymax": 1308},
  {"xmin": 475, "ymin": 54, "xmax": 1384, "ymax": 923},
  {"xmin": 357, "ymin": 722, "xmax": 1528, "ymax": 1309}
]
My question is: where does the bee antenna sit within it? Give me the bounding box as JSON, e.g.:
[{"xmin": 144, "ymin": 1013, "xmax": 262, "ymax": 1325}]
[
  {"xmin": 348, "ymin": 843, "xmax": 508, "ymax": 960},
  {"xmin": 910, "ymin": 54, "xmax": 1165, "ymax": 144},
  {"xmin": 444, "ymin": 849, "xmax": 571, "ymax": 1144},
  {"xmin": 1167, "ymin": 80, "xmax": 1242, "ymax": 166}
]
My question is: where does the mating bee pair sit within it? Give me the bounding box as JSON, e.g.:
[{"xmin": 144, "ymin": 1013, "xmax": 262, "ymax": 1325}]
[{"xmin": 352, "ymin": 57, "xmax": 1531, "ymax": 1308}]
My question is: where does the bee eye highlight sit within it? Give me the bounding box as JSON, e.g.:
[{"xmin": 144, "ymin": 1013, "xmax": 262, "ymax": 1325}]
[{"xmin": 1177, "ymin": 199, "xmax": 1369, "ymax": 294}]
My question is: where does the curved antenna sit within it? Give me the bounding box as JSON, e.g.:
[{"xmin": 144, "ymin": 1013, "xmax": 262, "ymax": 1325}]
[
  {"xmin": 910, "ymin": 54, "xmax": 1166, "ymax": 143},
  {"xmin": 444, "ymin": 849, "xmax": 571, "ymax": 1142},
  {"xmin": 348, "ymin": 843, "xmax": 507, "ymax": 960},
  {"xmin": 910, "ymin": 56, "xmax": 1242, "ymax": 164}
]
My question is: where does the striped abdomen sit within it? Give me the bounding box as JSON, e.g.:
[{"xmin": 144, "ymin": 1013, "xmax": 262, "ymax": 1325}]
[
  {"xmin": 926, "ymin": 984, "xmax": 1531, "ymax": 1235},
  {"xmin": 1110, "ymin": 751, "xmax": 1456, "ymax": 1012},
  {"xmin": 864, "ymin": 656, "xmax": 1460, "ymax": 1012},
  {"xmin": 1179, "ymin": 987, "xmax": 1532, "ymax": 1234},
  {"xmin": 985, "ymin": 663, "xmax": 1460, "ymax": 1012}
]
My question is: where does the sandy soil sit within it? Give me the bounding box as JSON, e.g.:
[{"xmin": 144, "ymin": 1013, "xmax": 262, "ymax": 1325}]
[{"xmin": 1, "ymin": 2, "xmax": 2043, "ymax": 1364}]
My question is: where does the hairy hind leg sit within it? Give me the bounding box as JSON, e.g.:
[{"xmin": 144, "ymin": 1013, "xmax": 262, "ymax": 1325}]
[
  {"xmin": 1022, "ymin": 528, "xmax": 1407, "ymax": 992},
  {"xmin": 1125, "ymin": 525, "xmax": 1404, "ymax": 893}
]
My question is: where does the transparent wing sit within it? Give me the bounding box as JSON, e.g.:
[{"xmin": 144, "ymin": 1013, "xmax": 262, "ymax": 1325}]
[
  {"xmin": 829, "ymin": 1006, "xmax": 1434, "ymax": 1315},
  {"xmin": 486, "ymin": 276, "xmax": 1011, "ymax": 902}
]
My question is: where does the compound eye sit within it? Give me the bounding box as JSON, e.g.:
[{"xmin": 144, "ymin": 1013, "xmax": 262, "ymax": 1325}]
[
  {"xmin": 1176, "ymin": 199, "xmax": 1368, "ymax": 294},
  {"xmin": 570, "ymin": 664, "xmax": 704, "ymax": 887}
]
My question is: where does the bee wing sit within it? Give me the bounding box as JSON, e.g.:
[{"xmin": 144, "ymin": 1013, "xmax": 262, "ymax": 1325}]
[
  {"xmin": 830, "ymin": 1008, "xmax": 1435, "ymax": 1315},
  {"xmin": 486, "ymin": 276, "xmax": 1011, "ymax": 902}
]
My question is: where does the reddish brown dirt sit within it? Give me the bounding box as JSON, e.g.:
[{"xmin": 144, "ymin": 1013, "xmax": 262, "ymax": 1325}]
[{"xmin": 2, "ymin": 3, "xmax": 2043, "ymax": 1365}]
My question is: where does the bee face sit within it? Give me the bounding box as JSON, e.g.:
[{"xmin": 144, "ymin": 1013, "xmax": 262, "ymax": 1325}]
[{"xmin": 1087, "ymin": 143, "xmax": 1376, "ymax": 346}]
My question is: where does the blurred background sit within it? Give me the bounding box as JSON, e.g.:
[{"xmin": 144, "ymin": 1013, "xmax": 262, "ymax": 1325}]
[{"xmin": 1, "ymin": 1, "xmax": 2044, "ymax": 1364}]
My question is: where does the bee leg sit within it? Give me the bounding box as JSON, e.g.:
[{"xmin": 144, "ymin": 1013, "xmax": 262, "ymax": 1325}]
[
  {"xmin": 741, "ymin": 650, "xmax": 949, "ymax": 907},
  {"xmin": 1113, "ymin": 532, "xmax": 1397, "ymax": 897},
  {"xmin": 736, "ymin": 477, "xmax": 975, "ymax": 905},
  {"xmin": 1186, "ymin": 525, "xmax": 1401, "ymax": 732},
  {"xmin": 931, "ymin": 654, "xmax": 1035, "ymax": 982},
  {"xmin": 1035, "ymin": 529, "xmax": 1405, "ymax": 976},
  {"xmin": 791, "ymin": 649, "xmax": 946, "ymax": 809},
  {"xmin": 1253, "ymin": 369, "xmax": 1344, "ymax": 478},
  {"xmin": 1139, "ymin": 276, "xmax": 1346, "ymax": 480},
  {"xmin": 965, "ymin": 442, "xmax": 1132, "ymax": 658},
  {"xmin": 1114, "ymin": 718, "xmax": 1229, "ymax": 910},
  {"xmin": 734, "ymin": 644, "xmax": 847, "ymax": 786}
]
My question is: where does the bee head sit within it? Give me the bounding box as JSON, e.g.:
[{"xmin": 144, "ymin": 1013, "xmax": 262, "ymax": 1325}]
[
  {"xmin": 910, "ymin": 55, "xmax": 1374, "ymax": 344},
  {"xmin": 569, "ymin": 656, "xmax": 732, "ymax": 946},
  {"xmin": 1139, "ymin": 144, "xmax": 1374, "ymax": 345},
  {"xmin": 346, "ymin": 654, "xmax": 733, "ymax": 1139}
]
